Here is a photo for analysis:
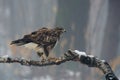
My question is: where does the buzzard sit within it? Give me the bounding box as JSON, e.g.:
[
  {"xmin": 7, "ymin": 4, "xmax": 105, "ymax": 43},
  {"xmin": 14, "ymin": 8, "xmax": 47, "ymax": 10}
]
[{"xmin": 10, "ymin": 27, "xmax": 66, "ymax": 61}]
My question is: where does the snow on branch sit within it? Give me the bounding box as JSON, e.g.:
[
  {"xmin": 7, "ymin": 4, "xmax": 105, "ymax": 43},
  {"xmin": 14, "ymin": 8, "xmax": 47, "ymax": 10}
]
[{"xmin": 0, "ymin": 50, "xmax": 77, "ymax": 67}]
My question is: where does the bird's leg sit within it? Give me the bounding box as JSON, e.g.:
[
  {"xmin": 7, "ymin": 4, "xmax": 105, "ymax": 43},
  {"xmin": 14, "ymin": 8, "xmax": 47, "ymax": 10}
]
[
  {"xmin": 46, "ymin": 57, "xmax": 51, "ymax": 62},
  {"xmin": 37, "ymin": 52, "xmax": 46, "ymax": 63},
  {"xmin": 47, "ymin": 57, "xmax": 52, "ymax": 62},
  {"xmin": 35, "ymin": 46, "xmax": 47, "ymax": 63},
  {"xmin": 41, "ymin": 55, "xmax": 46, "ymax": 63}
]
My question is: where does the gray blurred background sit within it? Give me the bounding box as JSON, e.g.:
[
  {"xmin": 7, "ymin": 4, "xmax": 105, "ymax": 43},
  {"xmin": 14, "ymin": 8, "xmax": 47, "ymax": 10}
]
[{"xmin": 0, "ymin": 0, "xmax": 120, "ymax": 80}]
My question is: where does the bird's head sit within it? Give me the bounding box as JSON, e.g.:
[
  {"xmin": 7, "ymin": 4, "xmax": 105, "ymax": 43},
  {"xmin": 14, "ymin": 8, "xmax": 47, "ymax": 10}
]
[{"xmin": 54, "ymin": 27, "xmax": 66, "ymax": 34}]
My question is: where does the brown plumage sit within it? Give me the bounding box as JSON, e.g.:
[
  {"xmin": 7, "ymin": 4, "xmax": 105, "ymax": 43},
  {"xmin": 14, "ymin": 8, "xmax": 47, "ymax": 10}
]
[{"xmin": 11, "ymin": 27, "xmax": 66, "ymax": 60}]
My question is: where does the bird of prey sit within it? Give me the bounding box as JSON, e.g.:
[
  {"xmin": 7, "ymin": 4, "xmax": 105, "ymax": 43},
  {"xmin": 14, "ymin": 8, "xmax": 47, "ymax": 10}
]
[{"xmin": 10, "ymin": 27, "xmax": 66, "ymax": 61}]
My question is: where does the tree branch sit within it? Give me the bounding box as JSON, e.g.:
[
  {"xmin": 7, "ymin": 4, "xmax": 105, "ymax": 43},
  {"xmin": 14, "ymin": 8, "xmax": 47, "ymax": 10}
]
[{"xmin": 0, "ymin": 51, "xmax": 77, "ymax": 67}]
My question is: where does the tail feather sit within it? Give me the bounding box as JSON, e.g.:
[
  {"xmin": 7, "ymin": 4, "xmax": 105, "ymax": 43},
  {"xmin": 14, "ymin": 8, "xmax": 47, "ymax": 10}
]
[{"xmin": 10, "ymin": 38, "xmax": 31, "ymax": 46}]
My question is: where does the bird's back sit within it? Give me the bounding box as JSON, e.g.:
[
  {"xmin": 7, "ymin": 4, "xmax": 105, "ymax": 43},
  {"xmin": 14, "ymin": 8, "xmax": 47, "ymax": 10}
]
[{"xmin": 30, "ymin": 28, "xmax": 60, "ymax": 46}]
